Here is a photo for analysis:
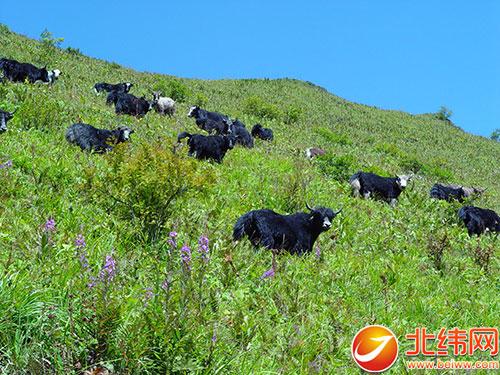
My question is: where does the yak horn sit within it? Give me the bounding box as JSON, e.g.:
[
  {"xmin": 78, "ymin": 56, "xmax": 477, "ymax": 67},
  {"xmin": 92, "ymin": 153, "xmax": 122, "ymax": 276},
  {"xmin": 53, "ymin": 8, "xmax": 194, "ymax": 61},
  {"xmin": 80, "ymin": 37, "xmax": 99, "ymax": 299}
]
[
  {"xmin": 335, "ymin": 208, "xmax": 343, "ymax": 215},
  {"xmin": 306, "ymin": 202, "xmax": 314, "ymax": 211}
]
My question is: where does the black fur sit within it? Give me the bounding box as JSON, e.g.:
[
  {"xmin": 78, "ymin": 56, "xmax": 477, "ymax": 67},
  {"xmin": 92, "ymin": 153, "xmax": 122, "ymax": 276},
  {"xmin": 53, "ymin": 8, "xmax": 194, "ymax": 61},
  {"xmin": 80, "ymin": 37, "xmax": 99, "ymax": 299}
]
[
  {"xmin": 458, "ymin": 206, "xmax": 500, "ymax": 236},
  {"xmin": 350, "ymin": 171, "xmax": 410, "ymax": 205},
  {"xmin": 0, "ymin": 109, "xmax": 14, "ymax": 132},
  {"xmin": 111, "ymin": 93, "xmax": 153, "ymax": 117},
  {"xmin": 233, "ymin": 206, "xmax": 341, "ymax": 255},
  {"xmin": 228, "ymin": 119, "xmax": 254, "ymax": 148},
  {"xmin": 177, "ymin": 131, "xmax": 236, "ymax": 163},
  {"xmin": 188, "ymin": 105, "xmax": 230, "ymax": 134},
  {"xmin": 0, "ymin": 58, "xmax": 60, "ymax": 84},
  {"xmin": 66, "ymin": 123, "xmax": 133, "ymax": 153},
  {"xmin": 430, "ymin": 184, "xmax": 466, "ymax": 202},
  {"xmin": 94, "ymin": 82, "xmax": 132, "ymax": 94},
  {"xmin": 251, "ymin": 123, "xmax": 274, "ymax": 141}
]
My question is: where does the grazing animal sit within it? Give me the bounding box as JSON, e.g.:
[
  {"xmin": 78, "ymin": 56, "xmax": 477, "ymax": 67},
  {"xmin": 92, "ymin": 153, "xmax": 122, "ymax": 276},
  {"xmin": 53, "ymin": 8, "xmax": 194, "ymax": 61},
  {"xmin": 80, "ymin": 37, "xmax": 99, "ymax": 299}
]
[
  {"xmin": 0, "ymin": 109, "xmax": 14, "ymax": 132},
  {"xmin": 0, "ymin": 58, "xmax": 61, "ymax": 84},
  {"xmin": 112, "ymin": 93, "xmax": 155, "ymax": 117},
  {"xmin": 66, "ymin": 123, "xmax": 133, "ymax": 153},
  {"xmin": 196, "ymin": 117, "xmax": 232, "ymax": 135},
  {"xmin": 458, "ymin": 206, "xmax": 500, "ymax": 236},
  {"xmin": 233, "ymin": 204, "xmax": 342, "ymax": 255},
  {"xmin": 430, "ymin": 183, "xmax": 484, "ymax": 202},
  {"xmin": 251, "ymin": 123, "xmax": 274, "ymax": 141},
  {"xmin": 152, "ymin": 92, "xmax": 176, "ymax": 116},
  {"xmin": 188, "ymin": 105, "xmax": 230, "ymax": 134},
  {"xmin": 349, "ymin": 171, "xmax": 412, "ymax": 206},
  {"xmin": 227, "ymin": 119, "xmax": 254, "ymax": 148},
  {"xmin": 305, "ymin": 147, "xmax": 325, "ymax": 159},
  {"xmin": 94, "ymin": 82, "xmax": 132, "ymax": 95},
  {"xmin": 177, "ymin": 131, "xmax": 236, "ymax": 163}
]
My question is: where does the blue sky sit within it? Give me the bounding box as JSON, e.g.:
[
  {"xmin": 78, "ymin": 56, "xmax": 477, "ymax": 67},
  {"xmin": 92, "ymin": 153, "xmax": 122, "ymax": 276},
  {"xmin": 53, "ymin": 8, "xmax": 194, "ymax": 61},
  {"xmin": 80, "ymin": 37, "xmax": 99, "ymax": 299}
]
[{"xmin": 1, "ymin": 1, "xmax": 498, "ymax": 137}]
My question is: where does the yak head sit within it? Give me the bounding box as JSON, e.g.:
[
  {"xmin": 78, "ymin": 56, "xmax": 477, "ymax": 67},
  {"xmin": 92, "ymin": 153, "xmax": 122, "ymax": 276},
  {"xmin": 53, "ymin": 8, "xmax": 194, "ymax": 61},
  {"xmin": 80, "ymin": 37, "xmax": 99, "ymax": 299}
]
[
  {"xmin": 47, "ymin": 69, "xmax": 61, "ymax": 84},
  {"xmin": 152, "ymin": 91, "xmax": 162, "ymax": 102},
  {"xmin": 187, "ymin": 105, "xmax": 200, "ymax": 117},
  {"xmin": 306, "ymin": 203, "xmax": 342, "ymax": 231},
  {"xmin": 116, "ymin": 126, "xmax": 134, "ymax": 142},
  {"xmin": 396, "ymin": 174, "xmax": 413, "ymax": 189}
]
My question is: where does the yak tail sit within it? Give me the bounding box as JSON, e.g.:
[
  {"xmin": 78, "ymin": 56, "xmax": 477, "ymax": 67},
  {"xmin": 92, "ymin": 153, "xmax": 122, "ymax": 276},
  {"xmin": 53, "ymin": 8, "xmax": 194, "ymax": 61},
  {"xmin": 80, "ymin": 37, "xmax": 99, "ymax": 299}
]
[
  {"xmin": 233, "ymin": 212, "xmax": 253, "ymax": 241},
  {"xmin": 177, "ymin": 131, "xmax": 192, "ymax": 143}
]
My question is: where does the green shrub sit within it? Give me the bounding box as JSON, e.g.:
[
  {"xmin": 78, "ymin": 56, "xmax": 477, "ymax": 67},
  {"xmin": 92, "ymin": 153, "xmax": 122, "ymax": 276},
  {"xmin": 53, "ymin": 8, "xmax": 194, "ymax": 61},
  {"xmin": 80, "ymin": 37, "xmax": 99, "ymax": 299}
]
[
  {"xmin": 193, "ymin": 92, "xmax": 208, "ymax": 107},
  {"xmin": 40, "ymin": 29, "xmax": 64, "ymax": 49},
  {"xmin": 399, "ymin": 155, "xmax": 424, "ymax": 173},
  {"xmin": 314, "ymin": 127, "xmax": 352, "ymax": 146},
  {"xmin": 15, "ymin": 89, "xmax": 68, "ymax": 130},
  {"xmin": 284, "ymin": 104, "xmax": 303, "ymax": 124},
  {"xmin": 65, "ymin": 46, "xmax": 82, "ymax": 56},
  {"xmin": 422, "ymin": 164, "xmax": 454, "ymax": 181},
  {"xmin": 89, "ymin": 141, "xmax": 215, "ymax": 241},
  {"xmin": 243, "ymin": 95, "xmax": 281, "ymax": 120},
  {"xmin": 374, "ymin": 142, "xmax": 405, "ymax": 158},
  {"xmin": 436, "ymin": 106, "xmax": 453, "ymax": 122},
  {"xmin": 491, "ymin": 129, "xmax": 500, "ymax": 142},
  {"xmin": 316, "ymin": 153, "xmax": 357, "ymax": 181},
  {"xmin": 153, "ymin": 79, "xmax": 191, "ymax": 103}
]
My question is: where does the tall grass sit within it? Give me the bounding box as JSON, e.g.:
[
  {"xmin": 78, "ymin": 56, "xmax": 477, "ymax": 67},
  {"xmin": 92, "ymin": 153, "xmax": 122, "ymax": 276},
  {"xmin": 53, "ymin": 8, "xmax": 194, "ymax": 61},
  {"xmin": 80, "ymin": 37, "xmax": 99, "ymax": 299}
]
[{"xmin": 0, "ymin": 25, "xmax": 498, "ymax": 374}]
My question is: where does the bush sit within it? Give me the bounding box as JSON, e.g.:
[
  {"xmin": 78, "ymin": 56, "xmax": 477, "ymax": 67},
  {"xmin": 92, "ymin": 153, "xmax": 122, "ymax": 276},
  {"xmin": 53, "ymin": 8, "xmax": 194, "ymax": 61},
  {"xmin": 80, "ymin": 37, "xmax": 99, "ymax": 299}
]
[
  {"xmin": 284, "ymin": 105, "xmax": 303, "ymax": 124},
  {"xmin": 314, "ymin": 127, "xmax": 352, "ymax": 146},
  {"xmin": 15, "ymin": 89, "xmax": 68, "ymax": 130},
  {"xmin": 66, "ymin": 47, "xmax": 82, "ymax": 56},
  {"xmin": 40, "ymin": 29, "xmax": 64, "ymax": 49},
  {"xmin": 399, "ymin": 155, "xmax": 424, "ymax": 173},
  {"xmin": 153, "ymin": 79, "xmax": 191, "ymax": 103},
  {"xmin": 243, "ymin": 95, "xmax": 281, "ymax": 120},
  {"xmin": 374, "ymin": 143, "xmax": 405, "ymax": 158},
  {"xmin": 193, "ymin": 92, "xmax": 208, "ymax": 107},
  {"xmin": 316, "ymin": 153, "xmax": 357, "ymax": 181},
  {"xmin": 491, "ymin": 129, "xmax": 500, "ymax": 142},
  {"xmin": 89, "ymin": 141, "xmax": 215, "ymax": 241},
  {"xmin": 436, "ymin": 106, "xmax": 453, "ymax": 122}
]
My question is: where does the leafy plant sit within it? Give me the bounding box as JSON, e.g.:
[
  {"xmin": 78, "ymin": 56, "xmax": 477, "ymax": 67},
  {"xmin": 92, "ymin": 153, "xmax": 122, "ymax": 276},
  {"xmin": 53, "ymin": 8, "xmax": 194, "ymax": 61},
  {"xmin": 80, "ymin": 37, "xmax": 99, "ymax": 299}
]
[
  {"xmin": 90, "ymin": 141, "xmax": 215, "ymax": 241},
  {"xmin": 315, "ymin": 153, "xmax": 357, "ymax": 181},
  {"xmin": 40, "ymin": 28, "xmax": 64, "ymax": 49},
  {"xmin": 243, "ymin": 95, "xmax": 281, "ymax": 120}
]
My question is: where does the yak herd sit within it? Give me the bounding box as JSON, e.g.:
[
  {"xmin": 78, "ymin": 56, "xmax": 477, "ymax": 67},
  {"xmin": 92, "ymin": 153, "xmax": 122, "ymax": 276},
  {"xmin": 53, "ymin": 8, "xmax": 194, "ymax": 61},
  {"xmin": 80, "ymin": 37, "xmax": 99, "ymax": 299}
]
[{"xmin": 0, "ymin": 57, "xmax": 499, "ymax": 255}]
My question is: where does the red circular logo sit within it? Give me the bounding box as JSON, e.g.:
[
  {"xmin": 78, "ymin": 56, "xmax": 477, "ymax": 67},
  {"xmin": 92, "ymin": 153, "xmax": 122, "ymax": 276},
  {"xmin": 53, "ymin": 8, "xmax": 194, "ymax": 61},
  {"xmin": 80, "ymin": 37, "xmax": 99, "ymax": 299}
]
[{"xmin": 351, "ymin": 325, "xmax": 398, "ymax": 373}]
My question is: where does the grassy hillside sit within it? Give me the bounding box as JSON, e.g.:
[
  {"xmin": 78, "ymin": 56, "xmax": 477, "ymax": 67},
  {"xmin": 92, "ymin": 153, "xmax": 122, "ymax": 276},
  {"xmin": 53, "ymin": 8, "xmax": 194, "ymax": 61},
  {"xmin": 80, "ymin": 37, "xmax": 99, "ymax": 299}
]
[{"xmin": 0, "ymin": 25, "xmax": 498, "ymax": 374}]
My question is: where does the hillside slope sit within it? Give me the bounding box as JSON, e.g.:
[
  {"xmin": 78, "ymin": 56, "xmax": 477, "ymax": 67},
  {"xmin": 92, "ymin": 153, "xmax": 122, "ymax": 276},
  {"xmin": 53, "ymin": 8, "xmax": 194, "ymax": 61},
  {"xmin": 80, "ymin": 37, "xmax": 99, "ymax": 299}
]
[{"xmin": 0, "ymin": 25, "xmax": 498, "ymax": 374}]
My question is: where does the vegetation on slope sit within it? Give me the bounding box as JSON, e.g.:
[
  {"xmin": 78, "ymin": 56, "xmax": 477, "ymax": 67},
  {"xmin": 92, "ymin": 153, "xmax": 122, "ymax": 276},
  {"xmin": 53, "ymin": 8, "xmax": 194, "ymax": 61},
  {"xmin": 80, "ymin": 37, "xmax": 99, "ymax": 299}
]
[{"xmin": 0, "ymin": 25, "xmax": 498, "ymax": 374}]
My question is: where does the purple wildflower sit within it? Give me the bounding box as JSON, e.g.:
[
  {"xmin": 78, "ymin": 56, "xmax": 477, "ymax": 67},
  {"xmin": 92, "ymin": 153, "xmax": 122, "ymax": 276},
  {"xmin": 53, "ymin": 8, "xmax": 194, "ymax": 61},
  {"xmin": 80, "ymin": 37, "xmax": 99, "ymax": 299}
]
[
  {"xmin": 0, "ymin": 160, "xmax": 12, "ymax": 169},
  {"xmin": 99, "ymin": 255, "xmax": 117, "ymax": 283},
  {"xmin": 180, "ymin": 244, "xmax": 192, "ymax": 270},
  {"xmin": 79, "ymin": 250, "xmax": 89, "ymax": 269},
  {"xmin": 143, "ymin": 287, "xmax": 154, "ymax": 306},
  {"xmin": 212, "ymin": 331, "xmax": 217, "ymax": 344},
  {"xmin": 315, "ymin": 245, "xmax": 321, "ymax": 260},
  {"xmin": 87, "ymin": 276, "xmax": 97, "ymax": 289},
  {"xmin": 44, "ymin": 218, "xmax": 56, "ymax": 232},
  {"xmin": 260, "ymin": 265, "xmax": 275, "ymax": 280},
  {"xmin": 167, "ymin": 231, "xmax": 178, "ymax": 249},
  {"xmin": 198, "ymin": 235, "xmax": 209, "ymax": 262},
  {"xmin": 161, "ymin": 279, "xmax": 170, "ymax": 292},
  {"xmin": 75, "ymin": 234, "xmax": 86, "ymax": 248}
]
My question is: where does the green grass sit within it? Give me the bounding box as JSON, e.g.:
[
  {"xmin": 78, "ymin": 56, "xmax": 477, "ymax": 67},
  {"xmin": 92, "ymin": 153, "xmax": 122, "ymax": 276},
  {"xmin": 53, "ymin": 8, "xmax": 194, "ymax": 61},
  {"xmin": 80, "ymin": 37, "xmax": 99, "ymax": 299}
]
[{"xmin": 0, "ymin": 25, "xmax": 499, "ymax": 374}]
